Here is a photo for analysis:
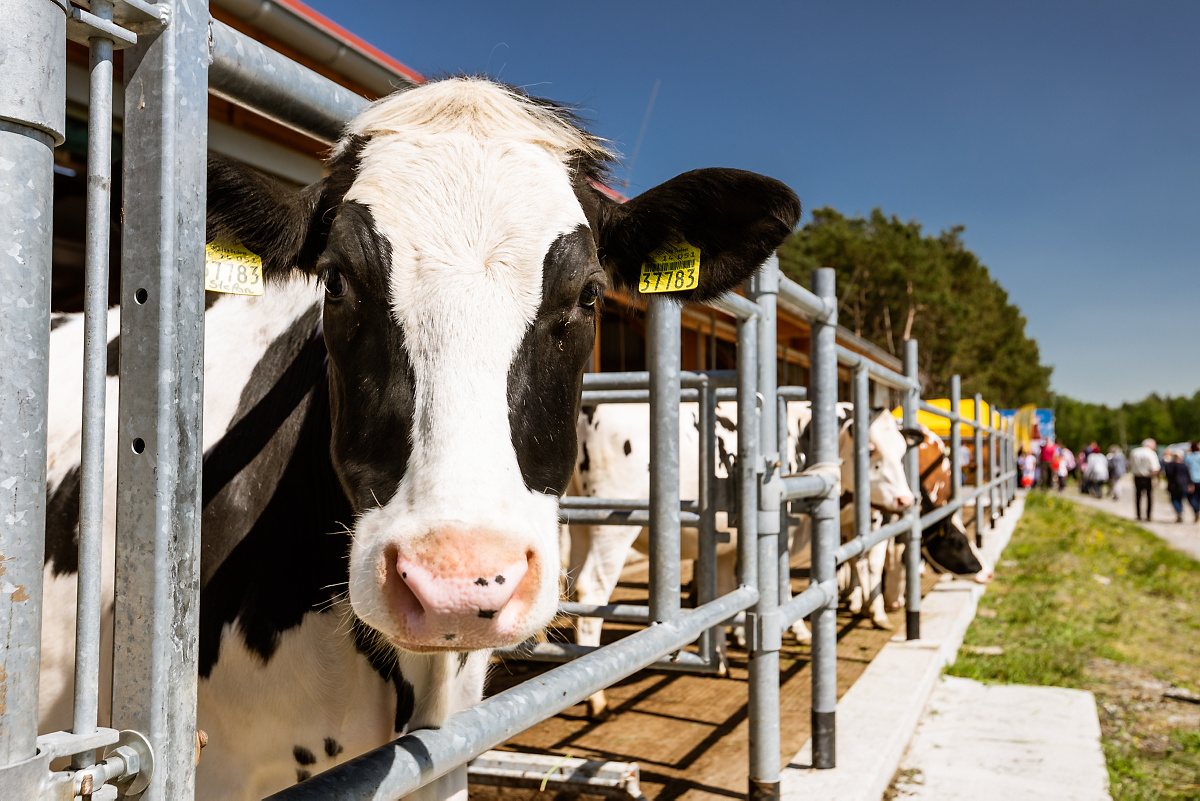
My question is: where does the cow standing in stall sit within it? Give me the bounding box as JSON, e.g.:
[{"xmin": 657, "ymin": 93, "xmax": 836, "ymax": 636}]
[
  {"xmin": 37, "ymin": 77, "xmax": 801, "ymax": 799},
  {"xmin": 881, "ymin": 425, "xmax": 994, "ymax": 613}
]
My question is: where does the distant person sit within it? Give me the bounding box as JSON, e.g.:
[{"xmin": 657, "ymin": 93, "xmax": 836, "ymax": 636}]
[
  {"xmin": 959, "ymin": 443, "xmax": 972, "ymax": 485},
  {"xmin": 1039, "ymin": 440, "xmax": 1057, "ymax": 488},
  {"xmin": 1184, "ymin": 442, "xmax": 1200, "ymax": 523},
  {"xmin": 1129, "ymin": 438, "xmax": 1161, "ymax": 521},
  {"xmin": 1053, "ymin": 449, "xmax": 1068, "ymax": 492},
  {"xmin": 1019, "ymin": 449, "xmax": 1037, "ymax": 488},
  {"xmin": 1106, "ymin": 446, "xmax": 1127, "ymax": 501},
  {"xmin": 1084, "ymin": 449, "xmax": 1109, "ymax": 498},
  {"xmin": 1162, "ymin": 452, "xmax": 1193, "ymax": 524}
]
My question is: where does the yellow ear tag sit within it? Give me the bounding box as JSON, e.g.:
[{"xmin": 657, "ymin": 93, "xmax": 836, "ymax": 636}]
[
  {"xmin": 638, "ymin": 240, "xmax": 700, "ymax": 294},
  {"xmin": 204, "ymin": 241, "xmax": 264, "ymax": 296}
]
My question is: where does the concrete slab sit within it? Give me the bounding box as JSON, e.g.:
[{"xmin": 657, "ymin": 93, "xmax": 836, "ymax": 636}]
[
  {"xmin": 890, "ymin": 676, "xmax": 1111, "ymax": 801},
  {"xmin": 781, "ymin": 496, "xmax": 1025, "ymax": 801}
]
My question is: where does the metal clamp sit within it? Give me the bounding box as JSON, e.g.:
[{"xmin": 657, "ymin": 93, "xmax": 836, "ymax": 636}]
[
  {"xmin": 745, "ymin": 610, "xmax": 784, "ymax": 654},
  {"xmin": 66, "ymin": 6, "xmax": 137, "ymax": 48}
]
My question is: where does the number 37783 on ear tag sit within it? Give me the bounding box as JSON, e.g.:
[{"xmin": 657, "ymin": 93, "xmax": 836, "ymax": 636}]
[
  {"xmin": 205, "ymin": 242, "xmax": 264, "ymax": 296},
  {"xmin": 639, "ymin": 241, "xmax": 700, "ymax": 294}
]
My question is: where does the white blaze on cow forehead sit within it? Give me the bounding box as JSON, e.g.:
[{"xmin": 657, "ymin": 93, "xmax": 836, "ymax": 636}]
[{"xmin": 343, "ymin": 80, "xmax": 597, "ymax": 519}]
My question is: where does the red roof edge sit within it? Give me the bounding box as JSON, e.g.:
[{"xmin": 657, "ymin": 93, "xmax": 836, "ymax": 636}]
[{"xmin": 273, "ymin": 0, "xmax": 426, "ymax": 86}]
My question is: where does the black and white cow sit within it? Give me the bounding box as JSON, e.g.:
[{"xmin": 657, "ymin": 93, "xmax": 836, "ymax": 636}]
[{"xmin": 38, "ymin": 77, "xmax": 801, "ymax": 799}]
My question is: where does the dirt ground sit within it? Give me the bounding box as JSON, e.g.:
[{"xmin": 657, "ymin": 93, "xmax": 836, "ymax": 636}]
[{"xmin": 473, "ymin": 559, "xmax": 941, "ymax": 800}]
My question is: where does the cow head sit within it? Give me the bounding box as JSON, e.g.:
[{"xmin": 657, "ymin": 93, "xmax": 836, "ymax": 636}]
[
  {"xmin": 835, "ymin": 409, "xmax": 918, "ymax": 513},
  {"xmin": 206, "ymin": 78, "xmax": 800, "ymax": 652}
]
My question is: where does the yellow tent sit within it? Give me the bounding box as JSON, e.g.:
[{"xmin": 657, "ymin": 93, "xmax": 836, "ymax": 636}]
[{"xmin": 891, "ymin": 398, "xmax": 1003, "ymax": 438}]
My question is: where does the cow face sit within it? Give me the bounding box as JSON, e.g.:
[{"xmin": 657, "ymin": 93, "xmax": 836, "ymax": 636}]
[
  {"xmin": 206, "ymin": 78, "xmax": 800, "ymax": 653},
  {"xmin": 835, "ymin": 410, "xmax": 917, "ymax": 513}
]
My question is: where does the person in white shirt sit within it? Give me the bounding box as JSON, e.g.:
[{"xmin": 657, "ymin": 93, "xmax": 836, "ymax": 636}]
[{"xmin": 1129, "ymin": 438, "xmax": 1161, "ymax": 521}]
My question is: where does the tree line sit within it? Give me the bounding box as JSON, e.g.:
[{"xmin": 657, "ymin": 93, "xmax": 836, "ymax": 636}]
[
  {"xmin": 777, "ymin": 207, "xmax": 1051, "ymax": 409},
  {"xmin": 1052, "ymin": 391, "xmax": 1200, "ymax": 452}
]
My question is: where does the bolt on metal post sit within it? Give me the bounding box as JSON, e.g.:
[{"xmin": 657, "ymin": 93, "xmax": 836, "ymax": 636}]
[
  {"xmin": 0, "ymin": 0, "xmax": 66, "ymax": 779},
  {"xmin": 902, "ymin": 340, "xmax": 921, "ymax": 640},
  {"xmin": 809, "ymin": 268, "xmax": 838, "ymax": 769}
]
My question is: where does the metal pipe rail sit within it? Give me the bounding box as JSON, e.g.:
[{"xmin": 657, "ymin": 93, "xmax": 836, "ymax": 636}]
[
  {"xmin": 778, "ymin": 274, "xmax": 836, "ymax": 323},
  {"xmin": 269, "ymin": 587, "xmax": 760, "ymax": 799},
  {"xmin": 918, "ymin": 399, "xmax": 1005, "ymax": 435},
  {"xmin": 835, "ymin": 344, "xmax": 919, "ymax": 391},
  {"xmin": 582, "ymin": 369, "xmax": 738, "ymax": 391},
  {"xmin": 208, "ymin": 18, "xmax": 369, "ymax": 143}
]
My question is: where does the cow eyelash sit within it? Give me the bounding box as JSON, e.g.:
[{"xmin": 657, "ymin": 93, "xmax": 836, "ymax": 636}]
[{"xmin": 323, "ymin": 269, "xmax": 347, "ymax": 299}]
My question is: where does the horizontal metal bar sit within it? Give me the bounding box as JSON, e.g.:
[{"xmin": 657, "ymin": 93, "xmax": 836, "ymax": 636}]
[
  {"xmin": 835, "ymin": 345, "xmax": 919, "ymax": 391},
  {"xmin": 836, "ymin": 515, "xmax": 911, "ymax": 564},
  {"xmin": 269, "ymin": 586, "xmax": 759, "ymax": 799},
  {"xmin": 558, "ymin": 509, "xmax": 701, "ymax": 526},
  {"xmin": 917, "ymin": 400, "xmax": 1006, "ymax": 435},
  {"xmin": 778, "ymin": 579, "xmax": 837, "ymax": 629},
  {"xmin": 836, "ymin": 470, "xmax": 1018, "ymax": 563},
  {"xmin": 777, "ymin": 385, "xmax": 807, "ymax": 401},
  {"xmin": 582, "ymin": 370, "xmax": 736, "ymax": 391},
  {"xmin": 495, "ymin": 642, "xmax": 721, "ymax": 674},
  {"xmin": 208, "ymin": 18, "xmax": 371, "ymax": 144},
  {"xmin": 36, "ymin": 728, "xmax": 120, "ymax": 762},
  {"xmin": 557, "ymin": 603, "xmax": 650, "ymax": 624},
  {"xmin": 559, "ymin": 497, "xmax": 700, "ymax": 512},
  {"xmin": 468, "ymin": 751, "xmax": 642, "ymax": 800},
  {"xmin": 781, "ymin": 473, "xmax": 837, "ymax": 501},
  {"xmin": 778, "ymin": 274, "xmax": 835, "ymax": 322},
  {"xmin": 66, "ymin": 7, "xmax": 137, "ymax": 48},
  {"xmin": 709, "ymin": 292, "xmax": 761, "ymax": 320}
]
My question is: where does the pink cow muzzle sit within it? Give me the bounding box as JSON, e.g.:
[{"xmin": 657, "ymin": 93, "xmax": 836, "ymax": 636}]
[{"xmin": 380, "ymin": 528, "xmax": 541, "ymax": 651}]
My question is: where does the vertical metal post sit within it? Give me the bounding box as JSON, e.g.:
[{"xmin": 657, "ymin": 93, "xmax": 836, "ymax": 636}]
[
  {"xmin": 111, "ymin": 0, "xmax": 210, "ymax": 796},
  {"xmin": 735, "ymin": 316, "xmax": 758, "ymax": 593},
  {"xmin": 0, "ymin": 0, "xmax": 65, "ymax": 778},
  {"xmin": 974, "ymin": 393, "xmax": 984, "ymax": 545},
  {"xmin": 647, "ymin": 298, "xmax": 681, "ymax": 624},
  {"xmin": 748, "ymin": 263, "xmax": 781, "ymax": 799},
  {"xmin": 902, "ymin": 340, "xmax": 921, "ymax": 640},
  {"xmin": 949, "ymin": 377, "xmax": 962, "ymax": 508},
  {"xmin": 809, "ymin": 268, "xmax": 838, "ymax": 769},
  {"xmin": 852, "ymin": 366, "xmax": 870, "ymax": 554},
  {"xmin": 72, "ymin": 0, "xmax": 116, "ymax": 769},
  {"xmin": 990, "ymin": 412, "xmax": 1000, "ymax": 524},
  {"xmin": 696, "ymin": 378, "xmax": 719, "ymax": 664},
  {"xmin": 777, "ymin": 392, "xmax": 790, "ymax": 608}
]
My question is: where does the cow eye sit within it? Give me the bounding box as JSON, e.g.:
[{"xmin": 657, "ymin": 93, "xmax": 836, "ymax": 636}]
[
  {"xmin": 324, "ymin": 269, "xmax": 347, "ymax": 299},
  {"xmin": 578, "ymin": 282, "xmax": 602, "ymax": 309}
]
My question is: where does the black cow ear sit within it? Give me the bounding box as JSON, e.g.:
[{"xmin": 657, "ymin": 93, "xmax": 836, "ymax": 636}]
[
  {"xmin": 206, "ymin": 142, "xmax": 361, "ymax": 279},
  {"xmin": 901, "ymin": 428, "xmax": 925, "ymax": 449},
  {"xmin": 577, "ymin": 168, "xmax": 800, "ymax": 302}
]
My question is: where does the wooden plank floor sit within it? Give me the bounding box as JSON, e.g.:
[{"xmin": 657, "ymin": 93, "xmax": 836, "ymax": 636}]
[{"xmin": 474, "ymin": 560, "xmax": 941, "ymax": 800}]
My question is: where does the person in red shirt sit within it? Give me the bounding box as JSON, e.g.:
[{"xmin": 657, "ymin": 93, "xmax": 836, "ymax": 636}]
[{"xmin": 1039, "ymin": 441, "xmax": 1058, "ymax": 489}]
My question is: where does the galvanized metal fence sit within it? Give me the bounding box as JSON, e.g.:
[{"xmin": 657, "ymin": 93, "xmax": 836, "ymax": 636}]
[{"xmin": 0, "ymin": 1, "xmax": 1017, "ymax": 797}]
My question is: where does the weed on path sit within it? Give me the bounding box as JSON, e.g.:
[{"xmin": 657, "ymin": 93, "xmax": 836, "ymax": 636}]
[{"xmin": 947, "ymin": 491, "xmax": 1200, "ymax": 800}]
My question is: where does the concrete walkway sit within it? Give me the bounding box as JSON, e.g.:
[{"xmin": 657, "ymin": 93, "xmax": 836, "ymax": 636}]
[
  {"xmin": 1060, "ymin": 475, "xmax": 1200, "ymax": 561},
  {"xmin": 889, "ymin": 676, "xmax": 1111, "ymax": 800},
  {"xmin": 781, "ymin": 496, "xmax": 1027, "ymax": 801}
]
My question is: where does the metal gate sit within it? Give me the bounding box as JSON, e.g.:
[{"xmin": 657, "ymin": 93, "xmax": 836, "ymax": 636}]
[{"xmin": 0, "ymin": 0, "xmax": 1017, "ymax": 797}]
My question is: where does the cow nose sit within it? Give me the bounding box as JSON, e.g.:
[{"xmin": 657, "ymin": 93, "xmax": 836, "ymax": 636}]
[
  {"xmin": 382, "ymin": 530, "xmax": 537, "ymax": 649},
  {"xmin": 895, "ymin": 495, "xmax": 913, "ymax": 509},
  {"xmin": 396, "ymin": 554, "xmax": 527, "ymax": 623}
]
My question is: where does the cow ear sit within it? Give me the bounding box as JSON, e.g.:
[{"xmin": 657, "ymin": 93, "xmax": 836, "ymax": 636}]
[
  {"xmin": 901, "ymin": 428, "xmax": 925, "ymax": 449},
  {"xmin": 578, "ymin": 169, "xmax": 801, "ymax": 302},
  {"xmin": 206, "ymin": 143, "xmax": 360, "ymax": 279}
]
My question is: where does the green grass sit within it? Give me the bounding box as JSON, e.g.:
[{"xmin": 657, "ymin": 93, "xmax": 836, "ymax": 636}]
[{"xmin": 946, "ymin": 491, "xmax": 1200, "ymax": 800}]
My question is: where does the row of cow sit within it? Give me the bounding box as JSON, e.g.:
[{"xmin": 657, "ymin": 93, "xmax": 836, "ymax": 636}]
[{"xmin": 564, "ymin": 398, "xmax": 993, "ymax": 714}]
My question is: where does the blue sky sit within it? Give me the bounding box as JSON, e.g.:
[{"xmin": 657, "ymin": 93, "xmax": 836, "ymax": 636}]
[{"xmin": 305, "ymin": 1, "xmax": 1199, "ymax": 406}]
